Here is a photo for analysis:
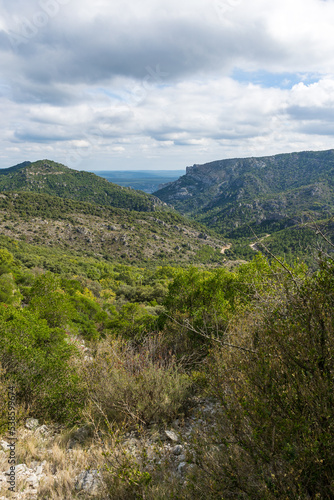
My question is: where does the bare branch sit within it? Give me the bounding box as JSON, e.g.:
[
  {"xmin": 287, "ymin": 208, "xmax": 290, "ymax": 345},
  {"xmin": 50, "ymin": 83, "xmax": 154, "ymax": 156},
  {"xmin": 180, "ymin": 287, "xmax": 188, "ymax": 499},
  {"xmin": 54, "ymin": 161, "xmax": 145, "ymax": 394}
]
[
  {"xmin": 248, "ymin": 226, "xmax": 301, "ymax": 290},
  {"xmin": 307, "ymin": 214, "xmax": 334, "ymax": 250},
  {"xmin": 164, "ymin": 313, "xmax": 258, "ymax": 355}
]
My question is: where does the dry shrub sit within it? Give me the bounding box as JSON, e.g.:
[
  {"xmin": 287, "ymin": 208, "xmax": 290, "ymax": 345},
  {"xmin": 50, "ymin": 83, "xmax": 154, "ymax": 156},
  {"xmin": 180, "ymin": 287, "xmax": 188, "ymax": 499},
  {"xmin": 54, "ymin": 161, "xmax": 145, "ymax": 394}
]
[
  {"xmin": 184, "ymin": 260, "xmax": 334, "ymax": 499},
  {"xmin": 97, "ymin": 422, "xmax": 187, "ymax": 500},
  {"xmin": 82, "ymin": 335, "xmax": 193, "ymax": 426}
]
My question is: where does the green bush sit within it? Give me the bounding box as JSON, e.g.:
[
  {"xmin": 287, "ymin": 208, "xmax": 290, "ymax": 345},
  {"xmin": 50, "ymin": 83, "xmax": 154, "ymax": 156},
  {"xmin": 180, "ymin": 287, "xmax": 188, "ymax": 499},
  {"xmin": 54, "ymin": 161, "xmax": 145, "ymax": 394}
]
[
  {"xmin": 108, "ymin": 303, "xmax": 158, "ymax": 339},
  {"xmin": 0, "ymin": 248, "xmax": 14, "ymax": 275},
  {"xmin": 0, "ymin": 305, "xmax": 84, "ymax": 423},
  {"xmin": 28, "ymin": 272, "xmax": 71, "ymax": 328},
  {"xmin": 0, "ymin": 273, "xmax": 21, "ymax": 305},
  {"xmin": 189, "ymin": 258, "xmax": 334, "ymax": 499}
]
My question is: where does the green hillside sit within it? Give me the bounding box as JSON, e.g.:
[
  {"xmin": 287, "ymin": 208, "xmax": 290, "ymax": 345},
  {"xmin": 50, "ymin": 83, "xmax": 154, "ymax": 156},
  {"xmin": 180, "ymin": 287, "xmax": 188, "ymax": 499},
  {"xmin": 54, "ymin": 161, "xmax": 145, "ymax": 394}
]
[
  {"xmin": 1, "ymin": 155, "xmax": 334, "ymax": 499},
  {"xmin": 0, "ymin": 191, "xmax": 226, "ymax": 267},
  {"xmin": 0, "ymin": 159, "xmax": 163, "ymax": 212},
  {"xmin": 154, "ymin": 149, "xmax": 334, "ymax": 235}
]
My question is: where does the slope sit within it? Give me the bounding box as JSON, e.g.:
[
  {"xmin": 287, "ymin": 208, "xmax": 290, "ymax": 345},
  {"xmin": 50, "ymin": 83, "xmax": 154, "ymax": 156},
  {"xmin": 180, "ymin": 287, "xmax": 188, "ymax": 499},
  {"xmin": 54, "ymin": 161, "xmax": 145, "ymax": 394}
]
[
  {"xmin": 0, "ymin": 160, "xmax": 163, "ymax": 212},
  {"xmin": 154, "ymin": 149, "xmax": 334, "ymax": 236},
  {"xmin": 0, "ymin": 191, "xmax": 226, "ymax": 267}
]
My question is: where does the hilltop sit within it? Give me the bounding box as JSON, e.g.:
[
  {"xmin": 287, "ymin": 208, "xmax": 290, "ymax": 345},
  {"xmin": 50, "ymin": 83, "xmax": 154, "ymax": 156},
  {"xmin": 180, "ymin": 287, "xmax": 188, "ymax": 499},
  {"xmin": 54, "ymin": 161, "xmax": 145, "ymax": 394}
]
[
  {"xmin": 154, "ymin": 149, "xmax": 334, "ymax": 236},
  {"xmin": 0, "ymin": 159, "xmax": 163, "ymax": 212}
]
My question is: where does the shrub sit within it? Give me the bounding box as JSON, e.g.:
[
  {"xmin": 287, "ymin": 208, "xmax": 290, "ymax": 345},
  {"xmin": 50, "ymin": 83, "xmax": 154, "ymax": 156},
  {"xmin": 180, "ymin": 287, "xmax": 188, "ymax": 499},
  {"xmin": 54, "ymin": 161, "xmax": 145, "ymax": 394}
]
[
  {"xmin": 187, "ymin": 258, "xmax": 334, "ymax": 499},
  {"xmin": 0, "ymin": 273, "xmax": 21, "ymax": 305},
  {"xmin": 28, "ymin": 272, "xmax": 71, "ymax": 328},
  {"xmin": 0, "ymin": 305, "xmax": 85, "ymax": 423},
  {"xmin": 108, "ymin": 303, "xmax": 158, "ymax": 339},
  {"xmin": 83, "ymin": 335, "xmax": 193, "ymax": 426}
]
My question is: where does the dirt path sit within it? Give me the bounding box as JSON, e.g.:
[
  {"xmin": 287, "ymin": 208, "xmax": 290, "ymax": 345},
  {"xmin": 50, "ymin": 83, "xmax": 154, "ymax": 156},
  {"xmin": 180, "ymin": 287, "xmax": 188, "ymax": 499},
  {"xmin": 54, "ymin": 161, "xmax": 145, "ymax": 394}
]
[
  {"xmin": 249, "ymin": 234, "xmax": 270, "ymax": 251},
  {"xmin": 220, "ymin": 243, "xmax": 231, "ymax": 254}
]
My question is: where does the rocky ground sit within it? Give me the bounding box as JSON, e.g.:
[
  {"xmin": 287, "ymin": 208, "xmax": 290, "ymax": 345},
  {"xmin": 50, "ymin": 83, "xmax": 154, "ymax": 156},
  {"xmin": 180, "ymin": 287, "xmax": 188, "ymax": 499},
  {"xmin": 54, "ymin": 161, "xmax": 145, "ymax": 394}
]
[{"xmin": 0, "ymin": 400, "xmax": 220, "ymax": 499}]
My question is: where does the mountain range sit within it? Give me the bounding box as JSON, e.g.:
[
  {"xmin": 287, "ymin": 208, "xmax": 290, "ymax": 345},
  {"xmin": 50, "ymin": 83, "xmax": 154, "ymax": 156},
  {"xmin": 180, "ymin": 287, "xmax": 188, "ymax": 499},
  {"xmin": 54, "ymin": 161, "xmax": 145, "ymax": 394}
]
[
  {"xmin": 0, "ymin": 161, "xmax": 225, "ymax": 267},
  {"xmin": 154, "ymin": 149, "xmax": 334, "ymax": 237},
  {"xmin": 1, "ymin": 151, "xmax": 334, "ymax": 267}
]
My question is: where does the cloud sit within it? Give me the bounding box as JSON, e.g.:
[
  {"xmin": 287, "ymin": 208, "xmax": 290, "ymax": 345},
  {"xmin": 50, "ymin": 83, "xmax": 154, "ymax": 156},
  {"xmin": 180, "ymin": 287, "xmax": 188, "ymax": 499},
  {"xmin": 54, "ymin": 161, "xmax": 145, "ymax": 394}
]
[{"xmin": 1, "ymin": 0, "xmax": 334, "ymax": 169}]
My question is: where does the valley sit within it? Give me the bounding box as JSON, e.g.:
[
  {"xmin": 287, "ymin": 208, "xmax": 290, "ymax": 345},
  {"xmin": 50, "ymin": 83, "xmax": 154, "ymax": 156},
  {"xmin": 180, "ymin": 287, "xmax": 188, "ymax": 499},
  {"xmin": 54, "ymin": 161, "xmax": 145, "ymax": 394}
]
[{"xmin": 0, "ymin": 152, "xmax": 333, "ymax": 499}]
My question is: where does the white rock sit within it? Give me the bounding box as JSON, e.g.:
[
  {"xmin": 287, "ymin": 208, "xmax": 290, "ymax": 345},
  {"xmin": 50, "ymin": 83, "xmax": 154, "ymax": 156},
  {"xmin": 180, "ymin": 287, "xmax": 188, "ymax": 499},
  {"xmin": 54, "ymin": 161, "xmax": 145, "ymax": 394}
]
[
  {"xmin": 35, "ymin": 461, "xmax": 46, "ymax": 476},
  {"xmin": 26, "ymin": 474, "xmax": 39, "ymax": 489},
  {"xmin": 165, "ymin": 430, "xmax": 179, "ymax": 442},
  {"xmin": 75, "ymin": 469, "xmax": 102, "ymax": 495},
  {"xmin": 0, "ymin": 440, "xmax": 10, "ymax": 451},
  {"xmin": 36, "ymin": 425, "xmax": 49, "ymax": 436},
  {"xmin": 25, "ymin": 418, "xmax": 39, "ymax": 430},
  {"xmin": 6, "ymin": 463, "xmax": 28, "ymax": 475}
]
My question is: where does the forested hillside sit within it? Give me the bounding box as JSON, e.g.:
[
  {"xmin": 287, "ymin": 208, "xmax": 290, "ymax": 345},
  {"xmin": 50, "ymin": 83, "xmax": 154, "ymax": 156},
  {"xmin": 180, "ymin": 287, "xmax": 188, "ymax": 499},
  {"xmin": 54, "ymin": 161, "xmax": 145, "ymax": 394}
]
[
  {"xmin": 0, "ymin": 191, "xmax": 225, "ymax": 266},
  {"xmin": 154, "ymin": 149, "xmax": 334, "ymax": 235},
  {"xmin": 0, "ymin": 156, "xmax": 334, "ymax": 499},
  {"xmin": 0, "ymin": 160, "xmax": 163, "ymax": 212}
]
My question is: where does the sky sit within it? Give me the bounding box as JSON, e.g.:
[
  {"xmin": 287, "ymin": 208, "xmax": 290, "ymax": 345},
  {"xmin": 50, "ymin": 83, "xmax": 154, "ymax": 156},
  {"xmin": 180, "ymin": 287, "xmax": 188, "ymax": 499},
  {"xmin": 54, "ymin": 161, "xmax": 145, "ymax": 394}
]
[{"xmin": 1, "ymin": 0, "xmax": 334, "ymax": 171}]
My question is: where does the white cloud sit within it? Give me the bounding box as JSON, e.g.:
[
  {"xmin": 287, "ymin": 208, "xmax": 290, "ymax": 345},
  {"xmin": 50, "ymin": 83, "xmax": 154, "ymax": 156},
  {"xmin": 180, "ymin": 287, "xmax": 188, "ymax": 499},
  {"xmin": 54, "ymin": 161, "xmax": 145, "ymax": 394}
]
[{"xmin": 1, "ymin": 0, "xmax": 334, "ymax": 169}]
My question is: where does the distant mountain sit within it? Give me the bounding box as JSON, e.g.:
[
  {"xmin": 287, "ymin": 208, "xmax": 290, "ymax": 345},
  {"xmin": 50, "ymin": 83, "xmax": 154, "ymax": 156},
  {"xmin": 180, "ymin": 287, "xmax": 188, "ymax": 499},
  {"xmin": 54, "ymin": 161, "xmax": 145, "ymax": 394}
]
[
  {"xmin": 0, "ymin": 160, "xmax": 163, "ymax": 212},
  {"xmin": 154, "ymin": 149, "xmax": 334, "ymax": 236}
]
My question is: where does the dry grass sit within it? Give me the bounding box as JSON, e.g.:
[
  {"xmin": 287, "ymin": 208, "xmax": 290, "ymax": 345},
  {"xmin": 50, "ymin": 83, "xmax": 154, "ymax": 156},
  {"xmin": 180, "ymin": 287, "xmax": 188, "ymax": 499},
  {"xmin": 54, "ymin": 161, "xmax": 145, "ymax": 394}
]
[
  {"xmin": 81, "ymin": 336, "xmax": 193, "ymax": 428},
  {"xmin": 0, "ymin": 422, "xmax": 185, "ymax": 499}
]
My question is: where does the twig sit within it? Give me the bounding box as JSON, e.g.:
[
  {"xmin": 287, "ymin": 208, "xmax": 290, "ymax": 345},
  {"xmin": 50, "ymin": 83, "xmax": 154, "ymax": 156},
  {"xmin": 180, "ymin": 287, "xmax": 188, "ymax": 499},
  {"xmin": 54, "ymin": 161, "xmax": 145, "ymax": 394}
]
[
  {"xmin": 164, "ymin": 313, "xmax": 258, "ymax": 354},
  {"xmin": 248, "ymin": 226, "xmax": 301, "ymax": 290},
  {"xmin": 307, "ymin": 214, "xmax": 334, "ymax": 250}
]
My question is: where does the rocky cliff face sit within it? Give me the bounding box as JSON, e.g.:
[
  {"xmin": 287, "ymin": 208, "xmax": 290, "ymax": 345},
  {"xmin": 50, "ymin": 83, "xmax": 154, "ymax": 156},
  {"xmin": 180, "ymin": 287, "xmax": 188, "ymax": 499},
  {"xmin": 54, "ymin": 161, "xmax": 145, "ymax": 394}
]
[{"xmin": 154, "ymin": 149, "xmax": 334, "ymax": 234}]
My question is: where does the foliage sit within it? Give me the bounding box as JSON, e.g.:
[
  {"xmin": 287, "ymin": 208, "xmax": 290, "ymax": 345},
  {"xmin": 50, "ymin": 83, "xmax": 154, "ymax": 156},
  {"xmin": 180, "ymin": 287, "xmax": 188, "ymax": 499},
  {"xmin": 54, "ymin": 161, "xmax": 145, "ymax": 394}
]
[
  {"xmin": 28, "ymin": 273, "xmax": 72, "ymax": 328},
  {"xmin": 0, "ymin": 305, "xmax": 84, "ymax": 423},
  {"xmin": 108, "ymin": 303, "xmax": 159, "ymax": 340},
  {"xmin": 161, "ymin": 255, "xmax": 302, "ymax": 351},
  {"xmin": 187, "ymin": 258, "xmax": 334, "ymax": 499},
  {"xmin": 84, "ymin": 336, "xmax": 193, "ymax": 426},
  {"xmin": 0, "ymin": 190, "xmax": 224, "ymax": 267}
]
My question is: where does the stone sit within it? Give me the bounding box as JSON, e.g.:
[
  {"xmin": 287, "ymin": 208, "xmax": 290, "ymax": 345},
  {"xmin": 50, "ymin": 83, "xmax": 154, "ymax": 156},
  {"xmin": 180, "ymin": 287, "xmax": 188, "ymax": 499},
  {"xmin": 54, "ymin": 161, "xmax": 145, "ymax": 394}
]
[
  {"xmin": 172, "ymin": 445, "xmax": 183, "ymax": 456},
  {"xmin": 75, "ymin": 469, "xmax": 102, "ymax": 495},
  {"xmin": 164, "ymin": 430, "xmax": 179, "ymax": 442},
  {"xmin": 35, "ymin": 461, "xmax": 46, "ymax": 475},
  {"xmin": 0, "ymin": 440, "xmax": 10, "ymax": 451},
  {"xmin": 5, "ymin": 463, "xmax": 27, "ymax": 476},
  {"xmin": 178, "ymin": 461, "xmax": 188, "ymax": 475},
  {"xmin": 26, "ymin": 474, "xmax": 39, "ymax": 489},
  {"xmin": 14, "ymin": 464, "xmax": 29, "ymax": 474},
  {"xmin": 178, "ymin": 462, "xmax": 196, "ymax": 476},
  {"xmin": 25, "ymin": 418, "xmax": 39, "ymax": 430},
  {"xmin": 36, "ymin": 425, "xmax": 49, "ymax": 436}
]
